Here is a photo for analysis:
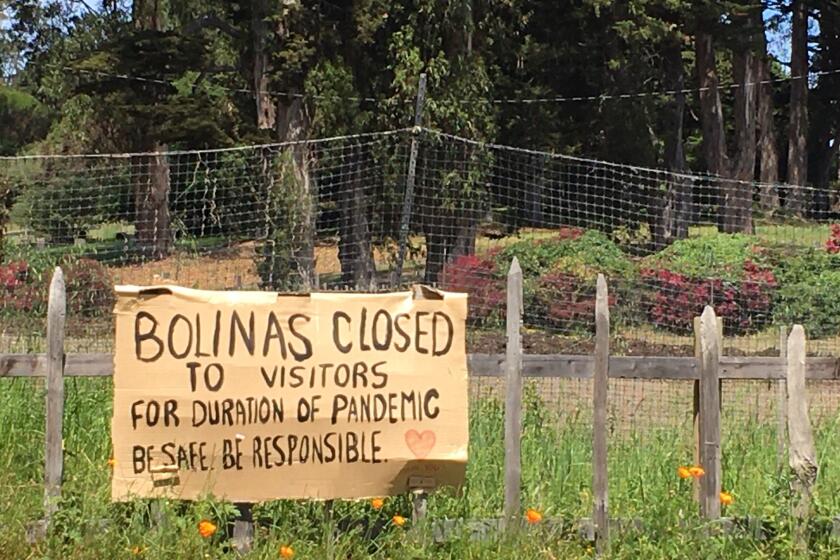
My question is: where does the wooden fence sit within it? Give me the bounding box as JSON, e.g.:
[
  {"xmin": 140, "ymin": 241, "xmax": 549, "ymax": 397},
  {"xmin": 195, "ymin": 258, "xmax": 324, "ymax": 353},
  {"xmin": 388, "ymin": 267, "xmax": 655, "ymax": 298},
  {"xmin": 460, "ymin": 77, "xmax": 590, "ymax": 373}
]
[{"xmin": 0, "ymin": 264, "xmax": 835, "ymax": 552}]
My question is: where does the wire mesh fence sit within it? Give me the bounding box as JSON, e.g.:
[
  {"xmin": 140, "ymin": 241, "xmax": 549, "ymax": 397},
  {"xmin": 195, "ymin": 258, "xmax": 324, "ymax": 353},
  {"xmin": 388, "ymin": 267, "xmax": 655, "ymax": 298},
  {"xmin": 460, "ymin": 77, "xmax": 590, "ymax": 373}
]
[
  {"xmin": 3, "ymin": 127, "xmax": 840, "ymax": 428},
  {"xmin": 6, "ymin": 127, "xmax": 840, "ymax": 531}
]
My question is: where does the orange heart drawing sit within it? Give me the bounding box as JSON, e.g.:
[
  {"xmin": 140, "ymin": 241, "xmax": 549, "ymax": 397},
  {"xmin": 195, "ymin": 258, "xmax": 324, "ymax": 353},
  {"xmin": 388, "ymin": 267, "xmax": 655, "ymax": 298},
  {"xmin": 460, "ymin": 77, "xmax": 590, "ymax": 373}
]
[{"xmin": 404, "ymin": 429, "xmax": 436, "ymax": 459}]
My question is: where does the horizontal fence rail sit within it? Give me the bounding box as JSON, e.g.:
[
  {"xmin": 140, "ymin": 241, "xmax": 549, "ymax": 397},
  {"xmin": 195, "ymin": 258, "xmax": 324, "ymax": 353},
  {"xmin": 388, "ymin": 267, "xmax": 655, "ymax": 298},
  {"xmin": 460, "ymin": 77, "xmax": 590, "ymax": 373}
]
[{"xmin": 3, "ymin": 352, "xmax": 838, "ymax": 380}]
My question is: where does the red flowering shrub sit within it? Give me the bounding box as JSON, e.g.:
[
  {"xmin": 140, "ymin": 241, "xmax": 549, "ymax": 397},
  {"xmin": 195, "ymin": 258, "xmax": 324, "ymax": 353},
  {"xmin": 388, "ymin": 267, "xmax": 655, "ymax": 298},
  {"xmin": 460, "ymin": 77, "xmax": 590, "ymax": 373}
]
[
  {"xmin": 0, "ymin": 261, "xmax": 46, "ymax": 314},
  {"xmin": 825, "ymin": 224, "xmax": 840, "ymax": 253},
  {"xmin": 0, "ymin": 258, "xmax": 113, "ymax": 319},
  {"xmin": 533, "ymin": 271, "xmax": 619, "ymax": 331},
  {"xmin": 63, "ymin": 258, "xmax": 114, "ymax": 317},
  {"xmin": 440, "ymin": 254, "xmax": 505, "ymax": 325},
  {"xmin": 642, "ymin": 259, "xmax": 776, "ymax": 335}
]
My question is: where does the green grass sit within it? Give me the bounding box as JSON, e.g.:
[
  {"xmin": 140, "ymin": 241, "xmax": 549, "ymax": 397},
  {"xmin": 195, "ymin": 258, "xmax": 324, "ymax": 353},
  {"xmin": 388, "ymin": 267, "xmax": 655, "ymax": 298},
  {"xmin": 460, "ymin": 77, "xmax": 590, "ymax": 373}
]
[{"xmin": 2, "ymin": 379, "xmax": 840, "ymax": 558}]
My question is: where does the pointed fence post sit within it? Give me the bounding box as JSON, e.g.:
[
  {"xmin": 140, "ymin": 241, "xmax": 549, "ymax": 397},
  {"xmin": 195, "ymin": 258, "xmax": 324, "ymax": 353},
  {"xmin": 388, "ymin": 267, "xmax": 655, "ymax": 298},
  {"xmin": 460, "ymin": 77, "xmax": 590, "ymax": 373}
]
[
  {"xmin": 698, "ymin": 306, "xmax": 721, "ymax": 520},
  {"xmin": 504, "ymin": 257, "xmax": 523, "ymax": 529},
  {"xmin": 786, "ymin": 325, "xmax": 817, "ymax": 553},
  {"xmin": 45, "ymin": 267, "xmax": 66, "ymax": 526},
  {"xmin": 592, "ymin": 274, "xmax": 610, "ymax": 553}
]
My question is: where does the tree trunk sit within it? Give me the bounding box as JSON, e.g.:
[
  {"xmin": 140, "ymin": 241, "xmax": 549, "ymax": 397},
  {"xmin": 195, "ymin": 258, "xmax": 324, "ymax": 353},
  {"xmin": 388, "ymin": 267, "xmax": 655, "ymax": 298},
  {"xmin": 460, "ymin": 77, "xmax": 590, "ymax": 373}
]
[
  {"xmin": 252, "ymin": 0, "xmax": 275, "ymax": 130},
  {"xmin": 727, "ymin": 49, "xmax": 758, "ymax": 233},
  {"xmin": 338, "ymin": 151, "xmax": 374, "ymax": 289},
  {"xmin": 814, "ymin": 132, "xmax": 839, "ymax": 215},
  {"xmin": 132, "ymin": 0, "xmax": 171, "ymax": 259},
  {"xmin": 695, "ymin": 31, "xmax": 730, "ymax": 181},
  {"xmin": 653, "ymin": 37, "xmax": 690, "ymax": 248},
  {"xmin": 757, "ymin": 39, "xmax": 780, "ymax": 211},
  {"xmin": 695, "ymin": 29, "xmax": 756, "ymax": 233},
  {"xmin": 134, "ymin": 146, "xmax": 172, "ymax": 259},
  {"xmin": 277, "ymin": 98, "xmax": 317, "ymax": 289},
  {"xmin": 787, "ymin": 0, "xmax": 809, "ymax": 215}
]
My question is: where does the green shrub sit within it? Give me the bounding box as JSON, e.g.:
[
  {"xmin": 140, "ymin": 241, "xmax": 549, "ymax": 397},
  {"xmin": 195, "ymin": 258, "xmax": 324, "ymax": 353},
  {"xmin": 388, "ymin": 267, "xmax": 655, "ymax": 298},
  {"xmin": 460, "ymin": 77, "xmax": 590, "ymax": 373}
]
[
  {"xmin": 11, "ymin": 165, "xmax": 130, "ymax": 243},
  {"xmin": 496, "ymin": 229, "xmax": 638, "ymax": 331},
  {"xmin": 773, "ymin": 250, "xmax": 840, "ymax": 338},
  {"xmin": 498, "ymin": 229, "xmax": 636, "ymax": 279},
  {"xmin": 641, "ymin": 233, "xmax": 768, "ymax": 282}
]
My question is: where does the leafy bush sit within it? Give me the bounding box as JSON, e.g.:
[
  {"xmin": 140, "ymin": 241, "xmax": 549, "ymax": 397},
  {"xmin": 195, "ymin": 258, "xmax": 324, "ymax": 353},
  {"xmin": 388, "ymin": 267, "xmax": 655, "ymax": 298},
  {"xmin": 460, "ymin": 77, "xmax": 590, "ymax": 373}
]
[
  {"xmin": 496, "ymin": 228, "xmax": 583, "ymax": 276},
  {"xmin": 440, "ymin": 253, "xmax": 505, "ymax": 326},
  {"xmin": 642, "ymin": 262, "xmax": 776, "ymax": 335},
  {"xmin": 497, "ymin": 230, "xmax": 638, "ymax": 331},
  {"xmin": 0, "ymin": 257, "xmax": 113, "ymax": 319},
  {"xmin": 773, "ymin": 248, "xmax": 840, "ymax": 338},
  {"xmin": 826, "ymin": 224, "xmax": 840, "ymax": 254},
  {"xmin": 642, "ymin": 233, "xmax": 767, "ymax": 282},
  {"xmin": 641, "ymin": 234, "xmax": 776, "ymax": 335},
  {"xmin": 62, "ymin": 258, "xmax": 114, "ymax": 317},
  {"xmin": 11, "ymin": 166, "xmax": 130, "ymax": 243},
  {"xmin": 0, "ymin": 260, "xmax": 44, "ymax": 315}
]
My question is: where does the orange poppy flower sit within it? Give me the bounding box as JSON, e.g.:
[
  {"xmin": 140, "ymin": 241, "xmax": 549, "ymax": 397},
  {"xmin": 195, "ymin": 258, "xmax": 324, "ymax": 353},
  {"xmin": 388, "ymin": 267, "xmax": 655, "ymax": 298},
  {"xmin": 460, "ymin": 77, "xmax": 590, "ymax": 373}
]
[
  {"xmin": 720, "ymin": 491, "xmax": 734, "ymax": 506},
  {"xmin": 130, "ymin": 545, "xmax": 144, "ymax": 555},
  {"xmin": 688, "ymin": 466, "xmax": 705, "ymax": 478},
  {"xmin": 107, "ymin": 458, "xmax": 116, "ymax": 468},
  {"xmin": 371, "ymin": 498, "xmax": 384, "ymax": 510},
  {"xmin": 198, "ymin": 520, "xmax": 217, "ymax": 538},
  {"xmin": 525, "ymin": 508, "xmax": 543, "ymax": 524},
  {"xmin": 677, "ymin": 466, "xmax": 691, "ymax": 479},
  {"xmin": 392, "ymin": 515, "xmax": 406, "ymax": 527},
  {"xmin": 279, "ymin": 545, "xmax": 295, "ymax": 558}
]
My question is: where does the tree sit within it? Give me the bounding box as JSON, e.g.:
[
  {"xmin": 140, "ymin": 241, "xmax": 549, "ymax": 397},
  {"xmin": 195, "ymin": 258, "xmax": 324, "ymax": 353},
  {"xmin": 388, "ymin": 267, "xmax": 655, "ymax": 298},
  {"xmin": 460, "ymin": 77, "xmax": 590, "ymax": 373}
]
[
  {"xmin": 757, "ymin": 4, "xmax": 781, "ymax": 212},
  {"xmin": 787, "ymin": 0, "xmax": 809, "ymax": 215},
  {"xmin": 808, "ymin": 1, "xmax": 840, "ymax": 213},
  {"xmin": 694, "ymin": 4, "xmax": 760, "ymax": 233}
]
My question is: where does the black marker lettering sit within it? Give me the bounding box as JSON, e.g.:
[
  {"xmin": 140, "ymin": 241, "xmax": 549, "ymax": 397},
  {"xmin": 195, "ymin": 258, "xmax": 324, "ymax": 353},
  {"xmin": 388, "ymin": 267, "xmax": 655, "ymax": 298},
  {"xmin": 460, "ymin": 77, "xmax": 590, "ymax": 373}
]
[
  {"xmin": 288, "ymin": 314, "xmax": 313, "ymax": 360},
  {"xmin": 333, "ymin": 311, "xmax": 352, "ymax": 353},
  {"xmin": 135, "ymin": 311, "xmax": 163, "ymax": 362}
]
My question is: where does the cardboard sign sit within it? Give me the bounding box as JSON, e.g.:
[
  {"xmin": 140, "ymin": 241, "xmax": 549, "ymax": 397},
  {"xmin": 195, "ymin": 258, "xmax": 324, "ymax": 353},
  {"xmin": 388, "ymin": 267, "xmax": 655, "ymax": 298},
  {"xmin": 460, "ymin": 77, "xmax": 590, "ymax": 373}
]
[{"xmin": 110, "ymin": 285, "xmax": 468, "ymax": 502}]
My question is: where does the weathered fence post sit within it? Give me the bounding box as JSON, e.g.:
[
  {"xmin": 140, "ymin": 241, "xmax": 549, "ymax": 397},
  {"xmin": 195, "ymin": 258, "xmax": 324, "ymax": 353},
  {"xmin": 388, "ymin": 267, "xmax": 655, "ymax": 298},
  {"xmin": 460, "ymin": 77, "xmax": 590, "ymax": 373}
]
[
  {"xmin": 786, "ymin": 325, "xmax": 817, "ymax": 552},
  {"xmin": 698, "ymin": 306, "xmax": 721, "ymax": 520},
  {"xmin": 777, "ymin": 326, "xmax": 788, "ymax": 472},
  {"xmin": 412, "ymin": 489, "xmax": 428, "ymax": 524},
  {"xmin": 232, "ymin": 502, "xmax": 254, "ymax": 554},
  {"xmin": 592, "ymin": 274, "xmax": 609, "ymax": 553},
  {"xmin": 693, "ymin": 313, "xmax": 722, "ymax": 506},
  {"xmin": 504, "ymin": 257, "xmax": 523, "ymax": 529},
  {"xmin": 44, "ymin": 267, "xmax": 66, "ymax": 527}
]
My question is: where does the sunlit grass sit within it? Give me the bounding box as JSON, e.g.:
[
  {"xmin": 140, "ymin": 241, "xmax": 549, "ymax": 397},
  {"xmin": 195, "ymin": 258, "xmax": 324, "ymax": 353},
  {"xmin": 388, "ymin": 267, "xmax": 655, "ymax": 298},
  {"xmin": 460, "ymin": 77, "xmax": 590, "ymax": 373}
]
[{"xmin": 2, "ymin": 377, "xmax": 840, "ymax": 558}]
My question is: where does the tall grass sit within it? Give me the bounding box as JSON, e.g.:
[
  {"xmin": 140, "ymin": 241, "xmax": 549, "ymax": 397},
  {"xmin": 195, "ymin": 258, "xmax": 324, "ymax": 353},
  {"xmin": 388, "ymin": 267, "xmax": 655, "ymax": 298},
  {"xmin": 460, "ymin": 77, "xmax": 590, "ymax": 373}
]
[{"xmin": 2, "ymin": 377, "xmax": 840, "ymax": 558}]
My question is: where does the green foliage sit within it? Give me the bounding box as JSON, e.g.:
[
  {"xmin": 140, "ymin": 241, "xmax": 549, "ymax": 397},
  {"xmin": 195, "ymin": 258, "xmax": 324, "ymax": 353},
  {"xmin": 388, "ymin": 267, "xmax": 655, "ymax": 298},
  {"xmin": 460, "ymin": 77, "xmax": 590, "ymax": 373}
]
[
  {"xmin": 642, "ymin": 233, "xmax": 767, "ymax": 282},
  {"xmin": 499, "ymin": 229, "xmax": 637, "ymax": 279},
  {"xmin": 10, "ymin": 163, "xmax": 130, "ymax": 242},
  {"xmin": 0, "ymin": 86, "xmax": 52, "ymax": 155},
  {"xmin": 773, "ymin": 250, "xmax": 840, "ymax": 338}
]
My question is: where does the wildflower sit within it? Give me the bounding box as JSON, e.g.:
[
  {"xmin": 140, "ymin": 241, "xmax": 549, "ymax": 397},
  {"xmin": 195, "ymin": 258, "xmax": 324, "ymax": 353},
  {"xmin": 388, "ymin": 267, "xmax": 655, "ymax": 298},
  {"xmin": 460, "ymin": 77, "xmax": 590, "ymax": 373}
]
[
  {"xmin": 688, "ymin": 466, "xmax": 705, "ymax": 479},
  {"xmin": 392, "ymin": 515, "xmax": 406, "ymax": 527},
  {"xmin": 279, "ymin": 545, "xmax": 295, "ymax": 558},
  {"xmin": 107, "ymin": 458, "xmax": 116, "ymax": 468},
  {"xmin": 130, "ymin": 546, "xmax": 144, "ymax": 555},
  {"xmin": 677, "ymin": 466, "xmax": 691, "ymax": 479},
  {"xmin": 198, "ymin": 520, "xmax": 217, "ymax": 538},
  {"xmin": 525, "ymin": 508, "xmax": 543, "ymax": 524},
  {"xmin": 371, "ymin": 498, "xmax": 384, "ymax": 510},
  {"xmin": 720, "ymin": 491, "xmax": 734, "ymax": 506}
]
